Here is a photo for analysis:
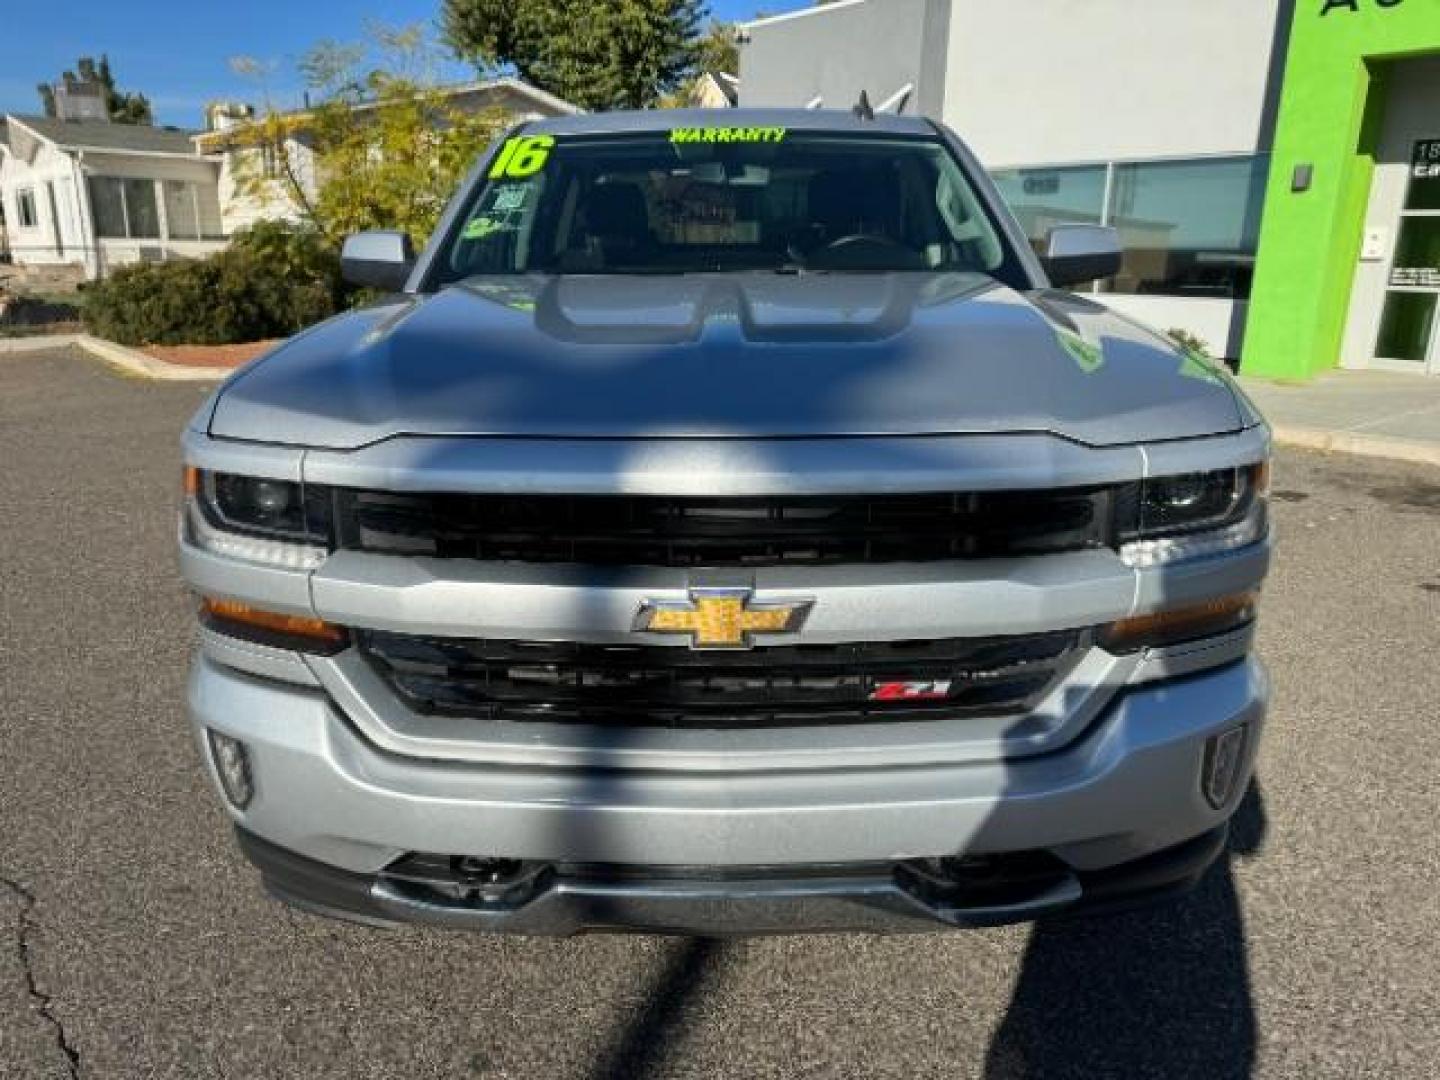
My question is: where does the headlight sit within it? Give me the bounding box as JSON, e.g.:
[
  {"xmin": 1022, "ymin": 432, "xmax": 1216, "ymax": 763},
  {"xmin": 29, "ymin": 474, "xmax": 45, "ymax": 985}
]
[
  {"xmin": 1118, "ymin": 463, "xmax": 1268, "ymax": 568},
  {"xmin": 183, "ymin": 468, "xmax": 332, "ymax": 569}
]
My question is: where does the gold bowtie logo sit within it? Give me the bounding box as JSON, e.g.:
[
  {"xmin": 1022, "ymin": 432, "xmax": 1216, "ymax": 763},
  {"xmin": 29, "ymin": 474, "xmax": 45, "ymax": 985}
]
[{"xmin": 635, "ymin": 588, "xmax": 813, "ymax": 650}]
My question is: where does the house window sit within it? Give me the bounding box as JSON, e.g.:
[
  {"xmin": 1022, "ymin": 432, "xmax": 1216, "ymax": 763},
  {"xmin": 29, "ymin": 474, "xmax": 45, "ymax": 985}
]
[
  {"xmin": 164, "ymin": 180, "xmax": 200, "ymax": 240},
  {"xmin": 16, "ymin": 189, "xmax": 39, "ymax": 229},
  {"xmin": 87, "ymin": 176, "xmax": 162, "ymax": 240},
  {"xmin": 89, "ymin": 177, "xmax": 127, "ymax": 238}
]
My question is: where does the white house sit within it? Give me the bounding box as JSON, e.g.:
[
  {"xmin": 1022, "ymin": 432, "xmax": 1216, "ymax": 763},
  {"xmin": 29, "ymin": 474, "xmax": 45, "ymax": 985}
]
[
  {"xmin": 196, "ymin": 77, "xmax": 581, "ymax": 237},
  {"xmin": 0, "ymin": 114, "xmax": 226, "ymax": 282},
  {"xmin": 1, "ymin": 76, "xmax": 578, "ymax": 283}
]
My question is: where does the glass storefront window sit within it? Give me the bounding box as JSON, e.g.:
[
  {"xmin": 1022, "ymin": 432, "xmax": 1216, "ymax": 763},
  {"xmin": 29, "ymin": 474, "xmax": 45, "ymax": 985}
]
[
  {"xmin": 989, "ymin": 165, "xmax": 1107, "ymax": 254},
  {"xmin": 991, "ymin": 155, "xmax": 1271, "ymax": 299},
  {"xmin": 1107, "ymin": 156, "xmax": 1269, "ymax": 299},
  {"xmin": 1407, "ymin": 139, "xmax": 1440, "ymax": 212},
  {"xmin": 1375, "ymin": 291, "xmax": 1437, "ymax": 364}
]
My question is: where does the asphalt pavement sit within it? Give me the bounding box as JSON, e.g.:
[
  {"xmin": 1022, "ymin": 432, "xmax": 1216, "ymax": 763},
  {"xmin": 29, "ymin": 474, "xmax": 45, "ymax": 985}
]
[{"xmin": 1, "ymin": 348, "xmax": 1436, "ymax": 1079}]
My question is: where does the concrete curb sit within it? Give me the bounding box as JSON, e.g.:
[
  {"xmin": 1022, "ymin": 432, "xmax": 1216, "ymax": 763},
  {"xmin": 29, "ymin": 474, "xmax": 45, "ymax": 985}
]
[
  {"xmin": 0, "ymin": 333, "xmax": 230, "ymax": 381},
  {"xmin": 1270, "ymin": 424, "xmax": 1440, "ymax": 469}
]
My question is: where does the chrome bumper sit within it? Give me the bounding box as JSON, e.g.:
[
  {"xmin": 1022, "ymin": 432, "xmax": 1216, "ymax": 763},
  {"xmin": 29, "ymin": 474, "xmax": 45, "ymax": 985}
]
[{"xmin": 191, "ymin": 651, "xmax": 1265, "ymax": 877}]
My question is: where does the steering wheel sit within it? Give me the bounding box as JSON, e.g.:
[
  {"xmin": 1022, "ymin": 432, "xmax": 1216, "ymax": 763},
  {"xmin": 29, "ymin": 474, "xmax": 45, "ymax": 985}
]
[{"xmin": 806, "ymin": 233, "xmax": 927, "ymax": 271}]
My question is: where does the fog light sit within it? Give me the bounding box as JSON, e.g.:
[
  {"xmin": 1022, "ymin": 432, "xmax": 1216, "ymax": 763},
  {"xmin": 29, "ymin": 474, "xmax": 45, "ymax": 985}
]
[
  {"xmin": 207, "ymin": 730, "xmax": 254, "ymax": 810},
  {"xmin": 1202, "ymin": 725, "xmax": 1248, "ymax": 809}
]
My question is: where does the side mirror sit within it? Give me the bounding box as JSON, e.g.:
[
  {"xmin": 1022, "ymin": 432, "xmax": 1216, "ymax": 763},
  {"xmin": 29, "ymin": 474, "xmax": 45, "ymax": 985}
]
[
  {"xmin": 1041, "ymin": 225, "xmax": 1122, "ymax": 288},
  {"xmin": 341, "ymin": 230, "xmax": 415, "ymax": 291}
]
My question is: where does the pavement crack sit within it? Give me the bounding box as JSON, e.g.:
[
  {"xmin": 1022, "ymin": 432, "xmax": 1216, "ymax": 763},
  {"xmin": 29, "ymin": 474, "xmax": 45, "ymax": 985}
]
[{"xmin": 2, "ymin": 875, "xmax": 82, "ymax": 1079}]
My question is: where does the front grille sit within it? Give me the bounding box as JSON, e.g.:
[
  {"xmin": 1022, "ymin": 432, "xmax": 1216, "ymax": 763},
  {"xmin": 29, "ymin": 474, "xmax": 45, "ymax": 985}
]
[
  {"xmin": 357, "ymin": 629, "xmax": 1088, "ymax": 728},
  {"xmin": 334, "ymin": 488, "xmax": 1115, "ymax": 567}
]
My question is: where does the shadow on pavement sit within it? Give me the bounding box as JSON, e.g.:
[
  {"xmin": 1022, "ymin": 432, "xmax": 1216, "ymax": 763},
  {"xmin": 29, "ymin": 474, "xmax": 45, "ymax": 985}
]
[
  {"xmin": 984, "ymin": 780, "xmax": 1268, "ymax": 1080},
  {"xmin": 585, "ymin": 936, "xmax": 728, "ymax": 1080}
]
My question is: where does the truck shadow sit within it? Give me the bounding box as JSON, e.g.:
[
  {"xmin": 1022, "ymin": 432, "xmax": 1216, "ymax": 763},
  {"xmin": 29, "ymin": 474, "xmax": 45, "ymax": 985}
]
[
  {"xmin": 984, "ymin": 779, "xmax": 1268, "ymax": 1080},
  {"xmin": 584, "ymin": 936, "xmax": 727, "ymax": 1080}
]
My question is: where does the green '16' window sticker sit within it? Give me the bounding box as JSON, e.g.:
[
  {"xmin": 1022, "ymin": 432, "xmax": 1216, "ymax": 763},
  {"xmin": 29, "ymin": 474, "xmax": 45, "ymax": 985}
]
[{"xmin": 488, "ymin": 135, "xmax": 554, "ymax": 179}]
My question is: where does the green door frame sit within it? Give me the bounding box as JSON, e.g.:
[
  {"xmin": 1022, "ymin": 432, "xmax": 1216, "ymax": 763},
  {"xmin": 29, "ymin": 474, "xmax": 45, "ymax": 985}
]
[{"xmin": 1244, "ymin": 1, "xmax": 1440, "ymax": 380}]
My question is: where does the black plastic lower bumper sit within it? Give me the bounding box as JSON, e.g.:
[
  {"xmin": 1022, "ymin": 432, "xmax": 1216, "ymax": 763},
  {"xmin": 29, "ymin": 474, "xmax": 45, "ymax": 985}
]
[{"xmin": 234, "ymin": 825, "xmax": 1229, "ymax": 936}]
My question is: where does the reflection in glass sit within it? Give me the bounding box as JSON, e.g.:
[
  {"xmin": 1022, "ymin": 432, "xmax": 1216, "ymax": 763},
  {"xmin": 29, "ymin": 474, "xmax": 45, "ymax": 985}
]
[
  {"xmin": 121, "ymin": 179, "xmax": 161, "ymax": 239},
  {"xmin": 88, "ymin": 177, "xmax": 127, "ymax": 239},
  {"xmin": 164, "ymin": 181, "xmax": 200, "ymax": 241},
  {"xmin": 1375, "ymin": 291, "xmax": 1436, "ymax": 364},
  {"xmin": 990, "ymin": 165, "xmax": 1107, "ymax": 253},
  {"xmin": 1107, "ymin": 156, "xmax": 1269, "ymax": 299}
]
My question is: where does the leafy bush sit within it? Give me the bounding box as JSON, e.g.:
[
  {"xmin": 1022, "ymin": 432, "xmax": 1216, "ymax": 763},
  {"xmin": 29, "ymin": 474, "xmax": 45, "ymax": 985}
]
[
  {"xmin": 83, "ymin": 222, "xmax": 344, "ymax": 346},
  {"xmin": 1166, "ymin": 328, "xmax": 1211, "ymax": 357}
]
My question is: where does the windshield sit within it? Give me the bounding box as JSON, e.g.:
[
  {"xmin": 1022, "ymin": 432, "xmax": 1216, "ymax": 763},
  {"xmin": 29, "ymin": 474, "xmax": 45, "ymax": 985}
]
[{"xmin": 431, "ymin": 128, "xmax": 1023, "ymax": 285}]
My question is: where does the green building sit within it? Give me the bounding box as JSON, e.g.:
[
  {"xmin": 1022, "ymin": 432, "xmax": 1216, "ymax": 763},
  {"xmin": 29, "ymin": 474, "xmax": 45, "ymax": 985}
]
[{"xmin": 1247, "ymin": 1, "xmax": 1440, "ymax": 379}]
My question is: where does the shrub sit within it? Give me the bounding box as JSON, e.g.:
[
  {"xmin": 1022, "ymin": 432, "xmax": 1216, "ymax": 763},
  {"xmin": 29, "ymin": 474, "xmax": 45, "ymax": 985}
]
[
  {"xmin": 83, "ymin": 222, "xmax": 344, "ymax": 346},
  {"xmin": 1165, "ymin": 328, "xmax": 1211, "ymax": 357}
]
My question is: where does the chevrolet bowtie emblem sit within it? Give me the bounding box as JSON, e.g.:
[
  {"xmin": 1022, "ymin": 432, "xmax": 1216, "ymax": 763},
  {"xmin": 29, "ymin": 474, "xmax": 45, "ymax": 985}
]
[{"xmin": 634, "ymin": 588, "xmax": 813, "ymax": 650}]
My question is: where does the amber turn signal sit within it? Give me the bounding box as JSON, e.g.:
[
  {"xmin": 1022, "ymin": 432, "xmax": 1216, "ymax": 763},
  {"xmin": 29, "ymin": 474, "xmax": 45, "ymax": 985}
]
[
  {"xmin": 200, "ymin": 597, "xmax": 347, "ymax": 654},
  {"xmin": 1101, "ymin": 591, "xmax": 1259, "ymax": 654}
]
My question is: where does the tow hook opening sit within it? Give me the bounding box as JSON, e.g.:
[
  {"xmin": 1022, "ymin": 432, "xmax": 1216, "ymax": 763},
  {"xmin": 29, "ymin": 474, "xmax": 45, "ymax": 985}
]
[
  {"xmin": 380, "ymin": 853, "xmax": 551, "ymax": 907},
  {"xmin": 895, "ymin": 850, "xmax": 1075, "ymax": 910}
]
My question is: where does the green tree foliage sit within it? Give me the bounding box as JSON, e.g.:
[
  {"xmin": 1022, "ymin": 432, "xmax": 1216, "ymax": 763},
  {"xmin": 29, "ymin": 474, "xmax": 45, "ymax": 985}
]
[
  {"xmin": 442, "ymin": 0, "xmax": 707, "ymax": 110},
  {"xmin": 83, "ymin": 223, "xmax": 343, "ymax": 346},
  {"xmin": 696, "ymin": 21, "xmax": 740, "ymax": 75},
  {"xmin": 36, "ymin": 55, "xmax": 152, "ymax": 124},
  {"xmin": 229, "ymin": 24, "xmax": 507, "ymax": 248}
]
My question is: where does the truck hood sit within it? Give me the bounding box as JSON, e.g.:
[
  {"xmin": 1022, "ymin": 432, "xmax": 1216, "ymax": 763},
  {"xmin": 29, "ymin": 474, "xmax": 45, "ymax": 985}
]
[{"xmin": 209, "ymin": 272, "xmax": 1246, "ymax": 450}]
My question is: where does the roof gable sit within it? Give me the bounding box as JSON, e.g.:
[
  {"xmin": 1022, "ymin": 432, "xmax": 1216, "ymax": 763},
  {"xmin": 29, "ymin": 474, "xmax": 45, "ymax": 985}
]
[{"xmin": 6, "ymin": 114, "xmax": 202, "ymax": 156}]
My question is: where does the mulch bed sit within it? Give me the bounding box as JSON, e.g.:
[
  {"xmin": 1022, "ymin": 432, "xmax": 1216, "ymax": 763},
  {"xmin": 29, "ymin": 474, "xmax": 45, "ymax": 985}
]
[{"xmin": 140, "ymin": 341, "xmax": 281, "ymax": 369}]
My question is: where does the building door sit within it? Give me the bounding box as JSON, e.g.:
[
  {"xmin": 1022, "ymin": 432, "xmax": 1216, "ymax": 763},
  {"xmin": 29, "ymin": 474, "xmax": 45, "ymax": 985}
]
[
  {"xmin": 1372, "ymin": 139, "xmax": 1440, "ymax": 374},
  {"xmin": 1339, "ymin": 56, "xmax": 1440, "ymax": 377}
]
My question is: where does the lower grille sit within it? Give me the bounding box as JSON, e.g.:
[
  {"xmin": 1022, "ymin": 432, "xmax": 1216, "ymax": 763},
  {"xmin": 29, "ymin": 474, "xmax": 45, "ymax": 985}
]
[{"xmin": 357, "ymin": 629, "xmax": 1088, "ymax": 729}]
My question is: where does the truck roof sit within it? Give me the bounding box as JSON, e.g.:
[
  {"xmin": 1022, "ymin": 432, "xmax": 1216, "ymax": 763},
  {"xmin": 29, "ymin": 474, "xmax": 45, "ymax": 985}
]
[{"xmin": 521, "ymin": 108, "xmax": 939, "ymax": 139}]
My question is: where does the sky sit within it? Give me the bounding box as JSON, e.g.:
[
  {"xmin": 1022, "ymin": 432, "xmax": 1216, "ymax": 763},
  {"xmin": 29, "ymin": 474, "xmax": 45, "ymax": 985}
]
[{"xmin": 0, "ymin": 0, "xmax": 798, "ymax": 128}]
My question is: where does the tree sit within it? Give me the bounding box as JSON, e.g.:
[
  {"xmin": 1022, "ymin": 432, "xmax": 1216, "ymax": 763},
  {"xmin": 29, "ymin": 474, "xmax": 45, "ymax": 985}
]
[
  {"xmin": 442, "ymin": 0, "xmax": 707, "ymax": 111},
  {"xmin": 696, "ymin": 21, "xmax": 739, "ymax": 76},
  {"xmin": 657, "ymin": 21, "xmax": 738, "ymax": 108},
  {"xmin": 36, "ymin": 55, "xmax": 152, "ymax": 124},
  {"xmin": 227, "ymin": 25, "xmax": 508, "ymax": 248}
]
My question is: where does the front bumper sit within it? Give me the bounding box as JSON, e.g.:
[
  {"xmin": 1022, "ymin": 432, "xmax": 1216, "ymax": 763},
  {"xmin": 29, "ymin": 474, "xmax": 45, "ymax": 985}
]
[
  {"xmin": 191, "ymin": 650, "xmax": 1266, "ymax": 932},
  {"xmin": 237, "ymin": 822, "xmax": 1230, "ymax": 935}
]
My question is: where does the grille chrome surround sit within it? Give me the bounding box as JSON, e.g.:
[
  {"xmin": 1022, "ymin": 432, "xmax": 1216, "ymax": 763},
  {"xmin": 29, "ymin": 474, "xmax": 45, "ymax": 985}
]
[
  {"xmin": 334, "ymin": 489, "xmax": 1116, "ymax": 567},
  {"xmin": 356, "ymin": 629, "xmax": 1090, "ymax": 729}
]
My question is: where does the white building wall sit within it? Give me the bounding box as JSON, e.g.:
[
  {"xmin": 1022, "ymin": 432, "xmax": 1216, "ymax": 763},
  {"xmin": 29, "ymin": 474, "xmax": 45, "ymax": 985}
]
[
  {"xmin": 0, "ymin": 139, "xmax": 89, "ymax": 268},
  {"xmin": 942, "ymin": 0, "xmax": 1284, "ymax": 168},
  {"xmin": 740, "ymin": 0, "xmax": 948, "ymax": 115},
  {"xmin": 214, "ymin": 137, "xmax": 315, "ymax": 236}
]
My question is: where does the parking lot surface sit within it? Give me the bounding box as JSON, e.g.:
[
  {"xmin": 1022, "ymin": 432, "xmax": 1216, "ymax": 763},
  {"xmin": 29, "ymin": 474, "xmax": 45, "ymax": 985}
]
[{"xmin": 1, "ymin": 348, "xmax": 1437, "ymax": 1079}]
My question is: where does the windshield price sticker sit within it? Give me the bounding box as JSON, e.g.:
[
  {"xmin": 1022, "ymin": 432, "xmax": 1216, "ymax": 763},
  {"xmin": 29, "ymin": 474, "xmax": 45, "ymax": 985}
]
[
  {"xmin": 488, "ymin": 135, "xmax": 555, "ymax": 179},
  {"xmin": 670, "ymin": 127, "xmax": 787, "ymax": 145}
]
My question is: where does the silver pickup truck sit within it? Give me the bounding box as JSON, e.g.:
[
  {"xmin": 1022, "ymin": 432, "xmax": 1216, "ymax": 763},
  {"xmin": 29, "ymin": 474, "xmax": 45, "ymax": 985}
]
[{"xmin": 180, "ymin": 109, "xmax": 1270, "ymax": 935}]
